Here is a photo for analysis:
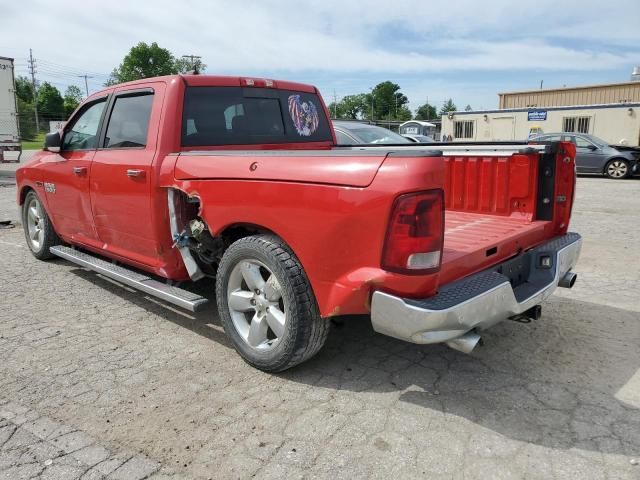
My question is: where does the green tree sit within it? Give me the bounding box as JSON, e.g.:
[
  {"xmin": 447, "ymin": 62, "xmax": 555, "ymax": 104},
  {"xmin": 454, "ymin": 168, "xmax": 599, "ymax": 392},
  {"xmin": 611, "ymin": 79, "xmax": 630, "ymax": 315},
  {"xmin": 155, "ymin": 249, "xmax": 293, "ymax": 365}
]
[
  {"xmin": 464, "ymin": 104, "xmax": 472, "ymax": 111},
  {"xmin": 107, "ymin": 42, "xmax": 179, "ymax": 85},
  {"xmin": 368, "ymin": 81, "xmax": 409, "ymax": 121},
  {"xmin": 15, "ymin": 76, "xmax": 35, "ymax": 103},
  {"xmin": 37, "ymin": 82, "xmax": 65, "ymax": 122},
  {"xmin": 440, "ymin": 98, "xmax": 457, "ymax": 115},
  {"xmin": 415, "ymin": 102, "xmax": 437, "ymax": 120},
  {"xmin": 396, "ymin": 105, "xmax": 412, "ymax": 121},
  {"xmin": 174, "ymin": 57, "xmax": 207, "ymax": 74},
  {"xmin": 63, "ymin": 85, "xmax": 84, "ymax": 117},
  {"xmin": 328, "ymin": 94, "xmax": 368, "ymax": 119},
  {"xmin": 17, "ymin": 98, "xmax": 36, "ymax": 140}
]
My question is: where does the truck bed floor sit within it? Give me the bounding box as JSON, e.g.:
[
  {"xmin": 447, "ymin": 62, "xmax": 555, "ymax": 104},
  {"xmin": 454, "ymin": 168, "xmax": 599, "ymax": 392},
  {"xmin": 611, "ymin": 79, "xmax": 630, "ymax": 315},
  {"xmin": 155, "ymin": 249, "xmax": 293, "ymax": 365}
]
[{"xmin": 440, "ymin": 211, "xmax": 549, "ymax": 285}]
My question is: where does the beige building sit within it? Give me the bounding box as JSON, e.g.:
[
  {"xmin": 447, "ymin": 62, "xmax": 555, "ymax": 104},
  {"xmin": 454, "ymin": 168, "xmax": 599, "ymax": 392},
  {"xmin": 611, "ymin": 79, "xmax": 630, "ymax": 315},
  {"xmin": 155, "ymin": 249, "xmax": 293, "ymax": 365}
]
[
  {"xmin": 440, "ymin": 103, "xmax": 640, "ymax": 146},
  {"xmin": 498, "ymin": 81, "xmax": 640, "ymax": 109}
]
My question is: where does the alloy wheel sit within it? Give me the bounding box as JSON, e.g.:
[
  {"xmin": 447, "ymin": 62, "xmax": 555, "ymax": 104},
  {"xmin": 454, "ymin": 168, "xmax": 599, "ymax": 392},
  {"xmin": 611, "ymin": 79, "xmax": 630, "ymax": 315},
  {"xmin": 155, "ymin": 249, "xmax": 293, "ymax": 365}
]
[
  {"xmin": 607, "ymin": 160, "xmax": 628, "ymax": 178},
  {"xmin": 226, "ymin": 259, "xmax": 287, "ymax": 350},
  {"xmin": 26, "ymin": 196, "xmax": 45, "ymax": 251}
]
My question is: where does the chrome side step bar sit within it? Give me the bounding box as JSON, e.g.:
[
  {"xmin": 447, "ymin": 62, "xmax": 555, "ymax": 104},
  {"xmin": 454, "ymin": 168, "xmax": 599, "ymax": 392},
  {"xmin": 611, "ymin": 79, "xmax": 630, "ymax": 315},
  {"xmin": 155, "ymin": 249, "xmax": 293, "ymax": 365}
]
[{"xmin": 50, "ymin": 245, "xmax": 209, "ymax": 312}]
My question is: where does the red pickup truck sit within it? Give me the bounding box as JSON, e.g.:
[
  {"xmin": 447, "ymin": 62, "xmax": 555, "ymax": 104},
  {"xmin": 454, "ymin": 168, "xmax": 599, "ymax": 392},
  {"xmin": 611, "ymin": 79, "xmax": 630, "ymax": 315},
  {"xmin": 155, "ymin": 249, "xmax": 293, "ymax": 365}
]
[{"xmin": 16, "ymin": 75, "xmax": 581, "ymax": 372}]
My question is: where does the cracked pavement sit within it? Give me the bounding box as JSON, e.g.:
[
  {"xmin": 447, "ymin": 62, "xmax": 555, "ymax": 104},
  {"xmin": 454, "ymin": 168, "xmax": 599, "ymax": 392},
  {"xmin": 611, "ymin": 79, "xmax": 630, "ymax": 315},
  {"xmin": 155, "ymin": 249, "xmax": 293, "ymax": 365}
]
[{"xmin": 0, "ymin": 174, "xmax": 639, "ymax": 479}]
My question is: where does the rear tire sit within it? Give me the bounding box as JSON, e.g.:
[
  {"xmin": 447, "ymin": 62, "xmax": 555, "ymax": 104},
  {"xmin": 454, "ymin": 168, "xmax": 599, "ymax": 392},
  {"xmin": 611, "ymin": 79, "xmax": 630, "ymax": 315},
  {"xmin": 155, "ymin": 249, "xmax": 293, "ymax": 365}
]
[
  {"xmin": 22, "ymin": 190, "xmax": 61, "ymax": 260},
  {"xmin": 215, "ymin": 234, "xmax": 330, "ymax": 372},
  {"xmin": 604, "ymin": 159, "xmax": 631, "ymax": 179}
]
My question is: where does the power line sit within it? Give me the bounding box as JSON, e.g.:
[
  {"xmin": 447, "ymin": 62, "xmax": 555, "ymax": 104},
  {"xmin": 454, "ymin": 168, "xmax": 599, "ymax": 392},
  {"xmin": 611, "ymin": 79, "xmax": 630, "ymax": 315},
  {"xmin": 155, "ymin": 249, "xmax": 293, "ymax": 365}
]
[{"xmin": 37, "ymin": 59, "xmax": 110, "ymax": 77}]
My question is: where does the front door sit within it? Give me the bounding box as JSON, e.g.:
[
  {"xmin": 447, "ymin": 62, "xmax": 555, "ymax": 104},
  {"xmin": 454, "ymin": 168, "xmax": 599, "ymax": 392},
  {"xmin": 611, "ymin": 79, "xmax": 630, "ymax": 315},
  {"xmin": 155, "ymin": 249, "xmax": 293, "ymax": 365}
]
[
  {"xmin": 41, "ymin": 97, "xmax": 109, "ymax": 244},
  {"xmin": 90, "ymin": 86, "xmax": 160, "ymax": 265},
  {"xmin": 574, "ymin": 135, "xmax": 603, "ymax": 172}
]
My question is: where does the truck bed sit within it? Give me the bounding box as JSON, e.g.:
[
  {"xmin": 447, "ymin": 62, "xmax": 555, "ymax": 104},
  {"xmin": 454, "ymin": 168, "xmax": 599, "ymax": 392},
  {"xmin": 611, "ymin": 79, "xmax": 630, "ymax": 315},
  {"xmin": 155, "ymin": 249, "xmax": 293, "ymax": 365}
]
[{"xmin": 437, "ymin": 147, "xmax": 555, "ymax": 285}]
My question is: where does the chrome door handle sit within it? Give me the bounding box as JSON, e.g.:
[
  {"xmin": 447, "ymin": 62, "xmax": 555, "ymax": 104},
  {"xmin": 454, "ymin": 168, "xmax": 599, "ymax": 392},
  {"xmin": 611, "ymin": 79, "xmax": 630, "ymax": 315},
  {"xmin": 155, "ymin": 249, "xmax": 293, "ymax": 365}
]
[
  {"xmin": 126, "ymin": 169, "xmax": 144, "ymax": 178},
  {"xmin": 72, "ymin": 166, "xmax": 87, "ymax": 175}
]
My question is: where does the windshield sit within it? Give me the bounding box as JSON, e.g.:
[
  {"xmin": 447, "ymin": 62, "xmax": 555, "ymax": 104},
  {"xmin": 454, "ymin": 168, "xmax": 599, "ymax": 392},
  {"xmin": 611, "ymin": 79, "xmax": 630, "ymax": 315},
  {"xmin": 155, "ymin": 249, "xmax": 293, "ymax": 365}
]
[{"xmin": 349, "ymin": 126, "xmax": 411, "ymax": 144}]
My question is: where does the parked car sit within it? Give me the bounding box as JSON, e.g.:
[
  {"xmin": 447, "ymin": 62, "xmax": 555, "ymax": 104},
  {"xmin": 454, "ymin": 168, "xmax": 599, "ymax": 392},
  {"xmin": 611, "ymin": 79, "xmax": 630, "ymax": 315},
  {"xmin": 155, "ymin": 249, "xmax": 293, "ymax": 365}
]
[
  {"xmin": 531, "ymin": 133, "xmax": 640, "ymax": 179},
  {"xmin": 402, "ymin": 134, "xmax": 435, "ymax": 143},
  {"xmin": 16, "ymin": 75, "xmax": 581, "ymax": 372},
  {"xmin": 333, "ymin": 120, "xmax": 411, "ymax": 144}
]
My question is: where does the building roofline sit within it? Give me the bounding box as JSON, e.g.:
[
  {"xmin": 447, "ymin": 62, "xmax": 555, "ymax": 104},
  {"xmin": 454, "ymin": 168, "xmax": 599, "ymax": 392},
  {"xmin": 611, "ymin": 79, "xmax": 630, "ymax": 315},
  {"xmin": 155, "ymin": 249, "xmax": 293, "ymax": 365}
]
[
  {"xmin": 498, "ymin": 81, "xmax": 640, "ymax": 96},
  {"xmin": 0, "ymin": 56, "xmax": 14, "ymax": 62},
  {"xmin": 449, "ymin": 102, "xmax": 640, "ymax": 116}
]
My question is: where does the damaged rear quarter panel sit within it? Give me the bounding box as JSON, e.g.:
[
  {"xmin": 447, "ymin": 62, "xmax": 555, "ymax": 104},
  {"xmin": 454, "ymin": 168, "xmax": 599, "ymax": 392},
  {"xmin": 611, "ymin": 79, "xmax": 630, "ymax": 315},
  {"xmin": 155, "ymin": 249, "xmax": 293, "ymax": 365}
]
[{"xmin": 169, "ymin": 153, "xmax": 445, "ymax": 317}]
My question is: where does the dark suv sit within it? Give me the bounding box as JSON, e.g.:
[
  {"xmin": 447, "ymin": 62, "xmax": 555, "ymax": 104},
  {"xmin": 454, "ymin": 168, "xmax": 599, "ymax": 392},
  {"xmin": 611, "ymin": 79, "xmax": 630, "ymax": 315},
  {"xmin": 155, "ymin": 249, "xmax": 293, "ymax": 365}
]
[{"xmin": 531, "ymin": 133, "xmax": 639, "ymax": 179}]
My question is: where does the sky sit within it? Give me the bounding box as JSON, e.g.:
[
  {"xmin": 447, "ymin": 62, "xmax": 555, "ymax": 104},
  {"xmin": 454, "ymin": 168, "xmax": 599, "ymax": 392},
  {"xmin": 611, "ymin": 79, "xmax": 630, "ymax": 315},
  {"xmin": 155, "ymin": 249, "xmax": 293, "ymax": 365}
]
[{"xmin": 2, "ymin": 0, "xmax": 639, "ymax": 112}]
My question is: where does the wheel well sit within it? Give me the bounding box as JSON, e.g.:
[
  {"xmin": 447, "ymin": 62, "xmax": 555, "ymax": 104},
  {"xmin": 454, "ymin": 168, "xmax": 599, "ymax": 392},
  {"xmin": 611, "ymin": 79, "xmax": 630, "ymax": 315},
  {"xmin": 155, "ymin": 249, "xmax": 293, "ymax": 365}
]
[
  {"xmin": 215, "ymin": 223, "xmax": 276, "ymax": 247},
  {"xmin": 19, "ymin": 186, "xmax": 33, "ymax": 205}
]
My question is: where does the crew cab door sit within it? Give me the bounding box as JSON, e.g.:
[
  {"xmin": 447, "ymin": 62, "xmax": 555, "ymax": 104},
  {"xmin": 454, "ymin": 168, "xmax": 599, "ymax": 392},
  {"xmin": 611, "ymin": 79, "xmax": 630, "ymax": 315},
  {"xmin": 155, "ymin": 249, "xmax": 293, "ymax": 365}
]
[
  {"xmin": 90, "ymin": 85, "xmax": 162, "ymax": 265},
  {"xmin": 41, "ymin": 96, "xmax": 109, "ymax": 243}
]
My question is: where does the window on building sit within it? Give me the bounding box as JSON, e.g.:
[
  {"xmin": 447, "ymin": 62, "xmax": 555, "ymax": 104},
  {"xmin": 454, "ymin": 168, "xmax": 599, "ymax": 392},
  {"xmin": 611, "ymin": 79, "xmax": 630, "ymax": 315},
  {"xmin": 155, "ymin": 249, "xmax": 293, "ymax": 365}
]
[
  {"xmin": 454, "ymin": 120, "xmax": 474, "ymax": 139},
  {"xmin": 562, "ymin": 116, "xmax": 590, "ymax": 134}
]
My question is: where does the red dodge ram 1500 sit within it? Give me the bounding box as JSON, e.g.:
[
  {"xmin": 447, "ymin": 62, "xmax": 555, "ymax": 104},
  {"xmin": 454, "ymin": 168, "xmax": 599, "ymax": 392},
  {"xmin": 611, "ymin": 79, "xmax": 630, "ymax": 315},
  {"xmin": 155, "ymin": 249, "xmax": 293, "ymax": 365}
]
[{"xmin": 16, "ymin": 75, "xmax": 581, "ymax": 371}]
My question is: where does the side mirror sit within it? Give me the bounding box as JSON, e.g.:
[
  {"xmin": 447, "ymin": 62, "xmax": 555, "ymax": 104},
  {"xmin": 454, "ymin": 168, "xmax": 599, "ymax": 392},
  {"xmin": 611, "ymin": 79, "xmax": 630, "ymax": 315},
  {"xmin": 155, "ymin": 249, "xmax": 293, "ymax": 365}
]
[
  {"xmin": 588, "ymin": 144, "xmax": 598, "ymax": 151},
  {"xmin": 44, "ymin": 131, "xmax": 61, "ymax": 153}
]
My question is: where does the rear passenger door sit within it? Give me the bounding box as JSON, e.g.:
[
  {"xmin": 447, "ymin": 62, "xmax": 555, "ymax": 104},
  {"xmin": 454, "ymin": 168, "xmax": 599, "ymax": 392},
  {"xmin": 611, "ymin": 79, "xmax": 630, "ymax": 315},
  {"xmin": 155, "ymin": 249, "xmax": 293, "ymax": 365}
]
[{"xmin": 90, "ymin": 84, "xmax": 164, "ymax": 265}]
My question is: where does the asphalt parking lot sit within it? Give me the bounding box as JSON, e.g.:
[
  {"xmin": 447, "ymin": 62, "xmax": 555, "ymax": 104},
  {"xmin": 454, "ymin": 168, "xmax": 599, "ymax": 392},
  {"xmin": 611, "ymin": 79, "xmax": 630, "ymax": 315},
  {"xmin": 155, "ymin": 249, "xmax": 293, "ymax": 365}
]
[{"xmin": 0, "ymin": 167, "xmax": 639, "ymax": 479}]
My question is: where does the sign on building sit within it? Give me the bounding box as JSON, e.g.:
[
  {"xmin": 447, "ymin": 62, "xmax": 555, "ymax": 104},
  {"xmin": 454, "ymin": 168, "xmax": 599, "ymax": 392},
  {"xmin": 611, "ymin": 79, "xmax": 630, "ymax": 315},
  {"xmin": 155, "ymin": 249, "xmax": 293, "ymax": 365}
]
[{"xmin": 527, "ymin": 110, "xmax": 547, "ymax": 121}]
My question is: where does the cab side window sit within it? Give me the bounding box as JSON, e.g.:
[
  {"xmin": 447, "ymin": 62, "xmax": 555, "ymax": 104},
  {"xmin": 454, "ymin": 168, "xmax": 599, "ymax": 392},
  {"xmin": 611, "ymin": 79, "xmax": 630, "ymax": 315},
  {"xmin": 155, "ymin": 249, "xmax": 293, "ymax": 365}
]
[
  {"xmin": 103, "ymin": 93, "xmax": 154, "ymax": 149},
  {"xmin": 62, "ymin": 99, "xmax": 107, "ymax": 151}
]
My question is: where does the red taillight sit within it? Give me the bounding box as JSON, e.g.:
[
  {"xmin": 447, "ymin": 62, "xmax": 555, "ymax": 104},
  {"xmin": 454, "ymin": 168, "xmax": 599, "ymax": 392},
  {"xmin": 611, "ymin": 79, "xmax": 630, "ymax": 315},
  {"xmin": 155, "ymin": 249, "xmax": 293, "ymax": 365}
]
[{"xmin": 382, "ymin": 190, "xmax": 444, "ymax": 275}]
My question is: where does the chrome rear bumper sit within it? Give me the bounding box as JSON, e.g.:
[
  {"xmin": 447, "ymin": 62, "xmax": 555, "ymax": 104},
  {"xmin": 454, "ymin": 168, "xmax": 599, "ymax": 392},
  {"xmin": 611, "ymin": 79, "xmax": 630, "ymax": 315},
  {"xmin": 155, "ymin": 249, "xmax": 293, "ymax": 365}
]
[{"xmin": 371, "ymin": 233, "xmax": 582, "ymax": 348}]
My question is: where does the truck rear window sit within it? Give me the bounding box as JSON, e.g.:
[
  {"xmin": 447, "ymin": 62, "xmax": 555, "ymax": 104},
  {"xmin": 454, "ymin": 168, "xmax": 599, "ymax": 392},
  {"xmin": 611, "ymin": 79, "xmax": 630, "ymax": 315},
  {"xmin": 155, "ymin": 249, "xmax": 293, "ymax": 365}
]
[{"xmin": 182, "ymin": 86, "xmax": 332, "ymax": 146}]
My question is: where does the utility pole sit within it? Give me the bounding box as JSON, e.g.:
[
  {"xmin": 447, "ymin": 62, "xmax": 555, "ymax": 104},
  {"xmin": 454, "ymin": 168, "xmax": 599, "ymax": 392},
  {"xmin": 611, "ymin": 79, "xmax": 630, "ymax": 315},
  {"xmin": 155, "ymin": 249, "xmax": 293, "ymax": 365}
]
[
  {"xmin": 181, "ymin": 55, "xmax": 202, "ymax": 74},
  {"xmin": 27, "ymin": 48, "xmax": 39, "ymax": 133},
  {"xmin": 540, "ymin": 79, "xmax": 544, "ymax": 89},
  {"xmin": 78, "ymin": 75, "xmax": 93, "ymax": 97}
]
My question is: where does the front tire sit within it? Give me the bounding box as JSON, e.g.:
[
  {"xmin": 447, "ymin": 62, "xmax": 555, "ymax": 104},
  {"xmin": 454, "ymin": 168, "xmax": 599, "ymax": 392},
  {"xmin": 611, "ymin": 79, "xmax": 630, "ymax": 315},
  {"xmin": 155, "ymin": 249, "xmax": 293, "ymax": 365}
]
[
  {"xmin": 215, "ymin": 235, "xmax": 330, "ymax": 372},
  {"xmin": 22, "ymin": 190, "xmax": 60, "ymax": 260},
  {"xmin": 604, "ymin": 159, "xmax": 631, "ymax": 179}
]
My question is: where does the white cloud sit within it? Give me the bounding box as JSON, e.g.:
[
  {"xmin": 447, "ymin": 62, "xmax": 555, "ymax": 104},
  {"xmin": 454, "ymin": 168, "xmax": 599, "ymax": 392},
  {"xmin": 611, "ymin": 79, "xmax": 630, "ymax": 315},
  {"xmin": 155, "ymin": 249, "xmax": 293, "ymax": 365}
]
[{"xmin": 1, "ymin": 0, "xmax": 638, "ymax": 106}]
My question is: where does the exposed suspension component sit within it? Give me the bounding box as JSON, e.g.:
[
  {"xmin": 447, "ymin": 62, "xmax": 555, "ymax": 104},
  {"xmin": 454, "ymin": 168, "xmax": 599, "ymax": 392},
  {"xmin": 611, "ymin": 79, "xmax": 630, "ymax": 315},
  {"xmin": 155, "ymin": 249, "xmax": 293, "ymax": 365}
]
[{"xmin": 173, "ymin": 219, "xmax": 227, "ymax": 276}]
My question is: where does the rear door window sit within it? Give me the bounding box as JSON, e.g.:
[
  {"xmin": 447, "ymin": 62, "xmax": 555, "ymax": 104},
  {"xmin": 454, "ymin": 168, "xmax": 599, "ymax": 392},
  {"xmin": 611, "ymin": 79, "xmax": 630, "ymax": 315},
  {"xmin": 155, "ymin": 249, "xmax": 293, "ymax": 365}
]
[
  {"xmin": 182, "ymin": 87, "xmax": 332, "ymax": 146},
  {"xmin": 103, "ymin": 92, "xmax": 154, "ymax": 148}
]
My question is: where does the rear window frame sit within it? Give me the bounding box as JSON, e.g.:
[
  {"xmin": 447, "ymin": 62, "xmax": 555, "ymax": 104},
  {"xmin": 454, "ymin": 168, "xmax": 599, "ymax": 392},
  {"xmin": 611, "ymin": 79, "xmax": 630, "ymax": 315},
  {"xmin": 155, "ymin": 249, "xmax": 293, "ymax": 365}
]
[{"xmin": 181, "ymin": 86, "xmax": 332, "ymax": 147}]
